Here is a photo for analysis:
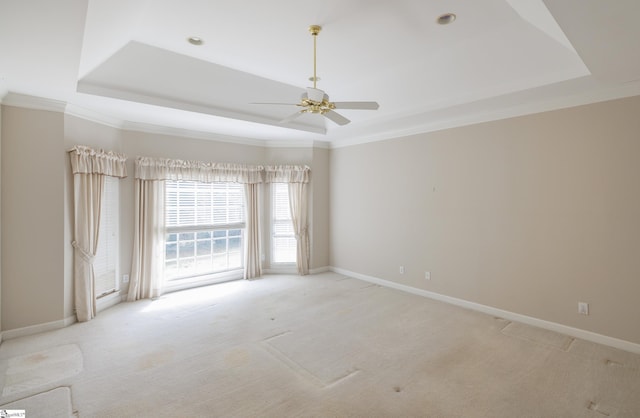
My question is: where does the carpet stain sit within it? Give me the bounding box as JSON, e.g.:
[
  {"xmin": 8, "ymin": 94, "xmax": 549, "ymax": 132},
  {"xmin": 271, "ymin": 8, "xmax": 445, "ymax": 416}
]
[
  {"xmin": 605, "ymin": 359, "xmax": 624, "ymax": 368},
  {"xmin": 24, "ymin": 353, "xmax": 50, "ymax": 365},
  {"xmin": 587, "ymin": 400, "xmax": 617, "ymax": 416},
  {"xmin": 224, "ymin": 348, "xmax": 250, "ymax": 368},
  {"xmin": 137, "ymin": 349, "xmax": 175, "ymax": 371},
  {"xmin": 2, "ymin": 344, "xmax": 83, "ymax": 397},
  {"xmin": 501, "ymin": 322, "xmax": 575, "ymax": 351}
]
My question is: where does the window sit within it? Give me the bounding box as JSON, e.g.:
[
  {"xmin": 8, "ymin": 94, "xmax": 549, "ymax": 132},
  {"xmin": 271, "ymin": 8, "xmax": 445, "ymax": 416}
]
[
  {"xmin": 95, "ymin": 176, "xmax": 119, "ymax": 297},
  {"xmin": 272, "ymin": 183, "xmax": 296, "ymax": 263},
  {"xmin": 165, "ymin": 181, "xmax": 245, "ymax": 280}
]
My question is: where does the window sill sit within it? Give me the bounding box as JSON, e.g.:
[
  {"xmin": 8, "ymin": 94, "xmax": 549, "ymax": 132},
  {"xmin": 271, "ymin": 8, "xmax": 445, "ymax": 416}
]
[
  {"xmin": 96, "ymin": 290, "xmax": 123, "ymax": 313},
  {"xmin": 163, "ymin": 269, "xmax": 244, "ymax": 294},
  {"xmin": 264, "ymin": 264, "xmax": 297, "ymax": 274}
]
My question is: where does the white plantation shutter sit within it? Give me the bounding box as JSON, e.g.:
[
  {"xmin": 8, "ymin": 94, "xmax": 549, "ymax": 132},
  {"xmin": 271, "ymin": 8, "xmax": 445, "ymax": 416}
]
[
  {"xmin": 213, "ymin": 183, "xmax": 227, "ymax": 225},
  {"xmin": 166, "ymin": 181, "xmax": 245, "ymax": 228},
  {"xmin": 196, "ymin": 185, "xmax": 212, "ymax": 225},
  {"xmin": 94, "ymin": 176, "xmax": 118, "ymax": 296},
  {"xmin": 272, "ymin": 183, "xmax": 296, "ymax": 263},
  {"xmin": 227, "ymin": 183, "xmax": 244, "ymax": 224}
]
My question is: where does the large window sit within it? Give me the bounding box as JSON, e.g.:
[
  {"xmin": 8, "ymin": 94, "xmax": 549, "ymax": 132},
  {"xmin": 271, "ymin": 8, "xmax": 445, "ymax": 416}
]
[
  {"xmin": 165, "ymin": 181, "xmax": 245, "ymax": 280},
  {"xmin": 271, "ymin": 183, "xmax": 296, "ymax": 264},
  {"xmin": 95, "ymin": 176, "xmax": 119, "ymax": 297}
]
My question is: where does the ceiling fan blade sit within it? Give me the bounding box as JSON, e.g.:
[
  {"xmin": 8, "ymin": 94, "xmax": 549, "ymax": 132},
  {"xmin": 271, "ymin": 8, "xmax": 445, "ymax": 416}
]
[
  {"xmin": 332, "ymin": 101, "xmax": 380, "ymax": 110},
  {"xmin": 250, "ymin": 102, "xmax": 299, "ymax": 106},
  {"xmin": 280, "ymin": 110, "xmax": 305, "ymax": 124},
  {"xmin": 324, "ymin": 110, "xmax": 351, "ymax": 126}
]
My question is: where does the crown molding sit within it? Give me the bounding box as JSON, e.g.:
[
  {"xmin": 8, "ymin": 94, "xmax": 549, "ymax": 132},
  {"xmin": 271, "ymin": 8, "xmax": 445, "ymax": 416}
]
[
  {"xmin": 262, "ymin": 139, "xmax": 330, "ymax": 149},
  {"xmin": 65, "ymin": 103, "xmax": 124, "ymax": 129},
  {"xmin": 1, "ymin": 92, "xmax": 67, "ymax": 113},
  {"xmin": 121, "ymin": 119, "xmax": 270, "ymax": 148},
  {"xmin": 1, "ymin": 91, "xmax": 330, "ymax": 149},
  {"xmin": 330, "ymin": 81, "xmax": 640, "ymax": 149}
]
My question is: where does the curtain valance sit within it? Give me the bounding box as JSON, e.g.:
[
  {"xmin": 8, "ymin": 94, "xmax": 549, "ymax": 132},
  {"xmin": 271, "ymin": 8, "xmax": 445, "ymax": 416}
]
[
  {"xmin": 135, "ymin": 157, "xmax": 264, "ymax": 184},
  {"xmin": 264, "ymin": 165, "xmax": 310, "ymax": 183},
  {"xmin": 68, "ymin": 145, "xmax": 127, "ymax": 178}
]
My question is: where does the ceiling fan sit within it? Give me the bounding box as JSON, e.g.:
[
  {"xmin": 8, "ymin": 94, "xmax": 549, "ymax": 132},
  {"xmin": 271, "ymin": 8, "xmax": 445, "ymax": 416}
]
[{"xmin": 256, "ymin": 25, "xmax": 379, "ymax": 126}]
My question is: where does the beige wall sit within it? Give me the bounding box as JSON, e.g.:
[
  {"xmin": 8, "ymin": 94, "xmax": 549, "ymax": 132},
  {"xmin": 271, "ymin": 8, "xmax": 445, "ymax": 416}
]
[
  {"xmin": 311, "ymin": 147, "xmax": 330, "ymax": 269},
  {"xmin": 0, "ymin": 103, "xmax": 2, "ymax": 337},
  {"xmin": 1, "ymin": 106, "xmax": 66, "ymax": 330},
  {"xmin": 330, "ymin": 95, "xmax": 640, "ymax": 345}
]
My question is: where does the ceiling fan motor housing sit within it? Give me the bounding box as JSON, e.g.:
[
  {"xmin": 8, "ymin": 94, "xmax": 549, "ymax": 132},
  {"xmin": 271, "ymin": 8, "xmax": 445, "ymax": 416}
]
[{"xmin": 305, "ymin": 87, "xmax": 327, "ymax": 103}]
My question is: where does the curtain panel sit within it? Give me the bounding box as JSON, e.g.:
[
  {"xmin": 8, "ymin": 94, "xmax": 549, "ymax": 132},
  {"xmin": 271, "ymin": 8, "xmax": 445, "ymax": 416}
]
[
  {"xmin": 244, "ymin": 183, "xmax": 262, "ymax": 279},
  {"xmin": 135, "ymin": 157, "xmax": 264, "ymax": 183},
  {"xmin": 69, "ymin": 145, "xmax": 127, "ymax": 178},
  {"xmin": 288, "ymin": 182, "xmax": 310, "ymax": 275},
  {"xmin": 68, "ymin": 145, "xmax": 127, "ymax": 322},
  {"xmin": 127, "ymin": 179, "xmax": 165, "ymax": 301},
  {"xmin": 264, "ymin": 165, "xmax": 310, "ymax": 184}
]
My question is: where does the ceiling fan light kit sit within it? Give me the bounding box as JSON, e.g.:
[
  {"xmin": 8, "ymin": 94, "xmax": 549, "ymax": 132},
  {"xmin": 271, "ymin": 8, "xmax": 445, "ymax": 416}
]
[{"xmin": 257, "ymin": 24, "xmax": 379, "ymax": 128}]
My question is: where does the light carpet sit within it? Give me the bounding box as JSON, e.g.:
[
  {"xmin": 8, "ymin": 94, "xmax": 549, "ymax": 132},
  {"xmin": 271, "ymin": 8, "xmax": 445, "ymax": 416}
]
[{"xmin": 0, "ymin": 272, "xmax": 639, "ymax": 417}]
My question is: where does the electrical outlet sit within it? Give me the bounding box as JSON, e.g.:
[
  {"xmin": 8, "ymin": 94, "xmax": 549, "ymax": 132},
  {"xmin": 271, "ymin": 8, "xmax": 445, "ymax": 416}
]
[
  {"xmin": 578, "ymin": 302, "xmax": 589, "ymax": 315},
  {"xmin": 425, "ymin": 271, "xmax": 431, "ymax": 280},
  {"xmin": 123, "ymin": 274, "xmax": 130, "ymax": 283},
  {"xmin": 399, "ymin": 266, "xmax": 405, "ymax": 274}
]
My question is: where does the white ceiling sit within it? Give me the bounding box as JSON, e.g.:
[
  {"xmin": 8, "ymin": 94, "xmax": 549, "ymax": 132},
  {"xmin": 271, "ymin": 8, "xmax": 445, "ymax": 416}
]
[{"xmin": 1, "ymin": 0, "xmax": 640, "ymax": 146}]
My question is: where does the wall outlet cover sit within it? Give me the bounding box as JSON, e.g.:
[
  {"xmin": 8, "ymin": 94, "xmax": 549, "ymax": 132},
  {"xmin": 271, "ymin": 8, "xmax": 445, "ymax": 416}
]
[{"xmin": 578, "ymin": 302, "xmax": 589, "ymax": 315}]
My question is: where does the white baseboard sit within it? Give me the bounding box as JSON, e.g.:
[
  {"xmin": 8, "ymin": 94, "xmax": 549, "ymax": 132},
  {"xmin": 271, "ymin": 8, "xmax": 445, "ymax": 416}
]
[
  {"xmin": 310, "ymin": 266, "xmax": 330, "ymax": 274},
  {"xmin": 263, "ymin": 267, "xmax": 298, "ymax": 275},
  {"xmin": 264, "ymin": 266, "xmax": 330, "ymax": 275},
  {"xmin": 1, "ymin": 315, "xmax": 77, "ymax": 341},
  {"xmin": 330, "ymin": 267, "xmax": 640, "ymax": 355}
]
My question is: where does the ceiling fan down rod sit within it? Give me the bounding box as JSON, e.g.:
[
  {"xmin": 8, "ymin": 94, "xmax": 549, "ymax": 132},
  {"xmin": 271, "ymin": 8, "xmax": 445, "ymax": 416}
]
[{"xmin": 309, "ymin": 25, "xmax": 321, "ymax": 90}]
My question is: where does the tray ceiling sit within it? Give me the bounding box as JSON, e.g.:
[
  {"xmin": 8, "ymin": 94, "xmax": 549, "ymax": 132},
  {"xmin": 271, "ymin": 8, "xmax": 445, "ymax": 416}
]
[{"xmin": 1, "ymin": 0, "xmax": 640, "ymax": 145}]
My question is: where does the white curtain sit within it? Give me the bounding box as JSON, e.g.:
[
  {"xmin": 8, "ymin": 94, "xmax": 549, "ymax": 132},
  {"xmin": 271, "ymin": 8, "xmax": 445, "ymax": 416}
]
[
  {"xmin": 136, "ymin": 157, "xmax": 264, "ymax": 183},
  {"xmin": 265, "ymin": 165, "xmax": 311, "ymax": 275},
  {"xmin": 289, "ymin": 182, "xmax": 310, "ymax": 275},
  {"xmin": 68, "ymin": 145, "xmax": 127, "ymax": 322},
  {"xmin": 127, "ymin": 179, "xmax": 165, "ymax": 301},
  {"xmin": 244, "ymin": 183, "xmax": 262, "ymax": 279}
]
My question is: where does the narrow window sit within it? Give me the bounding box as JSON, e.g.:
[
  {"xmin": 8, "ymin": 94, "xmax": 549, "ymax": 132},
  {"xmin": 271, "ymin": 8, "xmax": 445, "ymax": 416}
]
[
  {"xmin": 94, "ymin": 176, "xmax": 119, "ymax": 297},
  {"xmin": 271, "ymin": 183, "xmax": 296, "ymax": 264}
]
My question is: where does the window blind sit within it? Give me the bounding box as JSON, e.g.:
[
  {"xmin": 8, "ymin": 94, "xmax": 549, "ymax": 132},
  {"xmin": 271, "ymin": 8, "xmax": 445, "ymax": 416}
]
[
  {"xmin": 166, "ymin": 181, "xmax": 244, "ymax": 228},
  {"xmin": 272, "ymin": 183, "xmax": 296, "ymax": 263}
]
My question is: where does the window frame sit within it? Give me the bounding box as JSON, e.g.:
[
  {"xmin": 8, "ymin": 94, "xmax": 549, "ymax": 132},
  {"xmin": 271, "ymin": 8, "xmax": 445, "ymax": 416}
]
[
  {"xmin": 163, "ymin": 180, "xmax": 246, "ymax": 289},
  {"xmin": 94, "ymin": 175, "xmax": 119, "ymax": 299},
  {"xmin": 270, "ymin": 182, "xmax": 297, "ymax": 265}
]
